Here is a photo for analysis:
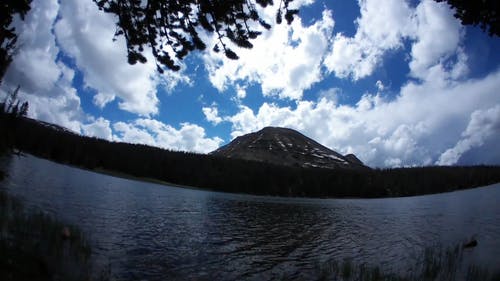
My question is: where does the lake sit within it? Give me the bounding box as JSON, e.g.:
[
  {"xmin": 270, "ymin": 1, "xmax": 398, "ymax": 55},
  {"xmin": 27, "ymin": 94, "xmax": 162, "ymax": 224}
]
[{"xmin": 1, "ymin": 154, "xmax": 499, "ymax": 280}]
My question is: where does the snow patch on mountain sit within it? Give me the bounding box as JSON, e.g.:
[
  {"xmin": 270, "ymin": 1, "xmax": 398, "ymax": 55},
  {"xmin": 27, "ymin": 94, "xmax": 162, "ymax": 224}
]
[{"xmin": 211, "ymin": 127, "xmax": 369, "ymax": 170}]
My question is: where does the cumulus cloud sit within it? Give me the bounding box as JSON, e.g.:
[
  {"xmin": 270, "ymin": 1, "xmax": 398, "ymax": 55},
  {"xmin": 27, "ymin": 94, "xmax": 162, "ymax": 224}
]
[
  {"xmin": 24, "ymin": 68, "xmax": 85, "ymax": 133},
  {"xmin": 3, "ymin": 0, "xmax": 61, "ymax": 94},
  {"xmin": 1, "ymin": 0, "xmax": 222, "ymax": 154},
  {"xmin": 2, "ymin": 0, "xmax": 201, "ymax": 137},
  {"xmin": 4, "ymin": 0, "xmax": 190, "ymax": 119},
  {"xmin": 324, "ymin": 0, "xmax": 464, "ymax": 82},
  {"xmin": 220, "ymin": 68, "xmax": 500, "ymax": 167},
  {"xmin": 324, "ymin": 0, "xmax": 414, "ymax": 80},
  {"xmin": 3, "ymin": 0, "xmax": 499, "ymax": 167},
  {"xmin": 203, "ymin": 0, "xmax": 467, "ymax": 101},
  {"xmin": 206, "ymin": 0, "xmax": 497, "ymax": 167},
  {"xmin": 2, "ymin": 0, "xmax": 85, "ymax": 134},
  {"xmin": 202, "ymin": 7, "xmax": 334, "ymax": 100},
  {"xmin": 81, "ymin": 117, "xmax": 113, "ymax": 140},
  {"xmin": 113, "ymin": 119, "xmax": 223, "ymax": 153},
  {"xmin": 54, "ymin": 0, "xmax": 190, "ymax": 116},
  {"xmin": 437, "ymin": 105, "xmax": 500, "ymax": 165},
  {"xmin": 409, "ymin": 0, "xmax": 464, "ymax": 79},
  {"xmin": 202, "ymin": 106, "xmax": 223, "ymax": 125},
  {"xmin": 235, "ymin": 85, "xmax": 247, "ymax": 99},
  {"xmin": 375, "ymin": 80, "xmax": 386, "ymax": 91}
]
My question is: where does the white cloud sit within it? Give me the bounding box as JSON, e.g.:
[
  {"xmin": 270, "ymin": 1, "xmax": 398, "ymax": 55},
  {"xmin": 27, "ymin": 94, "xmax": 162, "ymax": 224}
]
[
  {"xmin": 81, "ymin": 117, "xmax": 113, "ymax": 140},
  {"xmin": 1, "ymin": 0, "xmax": 191, "ymax": 135},
  {"xmin": 54, "ymin": 0, "xmax": 190, "ymax": 116},
  {"xmin": 212, "ymin": 0, "xmax": 491, "ymax": 167},
  {"xmin": 324, "ymin": 0, "xmax": 465, "ymax": 82},
  {"xmin": 22, "ymin": 86, "xmax": 85, "ymax": 134},
  {"xmin": 236, "ymin": 85, "xmax": 247, "ymax": 99},
  {"xmin": 4, "ymin": 0, "xmax": 190, "ymax": 119},
  {"xmin": 221, "ymin": 68, "xmax": 500, "ymax": 167},
  {"xmin": 437, "ymin": 105, "xmax": 500, "ymax": 165},
  {"xmin": 3, "ymin": 0, "xmax": 498, "ymax": 168},
  {"xmin": 324, "ymin": 0, "xmax": 414, "ymax": 80},
  {"xmin": 1, "ymin": 0, "xmax": 221, "ymax": 154},
  {"xmin": 317, "ymin": 87, "xmax": 340, "ymax": 104},
  {"xmin": 202, "ymin": 106, "xmax": 223, "ymax": 125},
  {"xmin": 409, "ymin": 0, "xmax": 464, "ymax": 79},
  {"xmin": 113, "ymin": 119, "xmax": 223, "ymax": 153},
  {"xmin": 113, "ymin": 121, "xmax": 156, "ymax": 145},
  {"xmin": 200, "ymin": 0, "xmax": 468, "ymax": 105},
  {"xmin": 0, "ymin": 0, "xmax": 91, "ymax": 134},
  {"xmin": 3, "ymin": 0, "xmax": 61, "ymax": 94},
  {"xmin": 202, "ymin": 7, "xmax": 334, "ymax": 100},
  {"xmin": 375, "ymin": 80, "xmax": 385, "ymax": 91},
  {"xmin": 4, "ymin": 43, "xmax": 85, "ymax": 135}
]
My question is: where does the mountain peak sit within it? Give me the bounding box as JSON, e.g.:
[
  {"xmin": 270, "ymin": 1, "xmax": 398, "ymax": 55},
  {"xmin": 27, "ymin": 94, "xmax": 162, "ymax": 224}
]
[{"xmin": 211, "ymin": 127, "xmax": 369, "ymax": 170}]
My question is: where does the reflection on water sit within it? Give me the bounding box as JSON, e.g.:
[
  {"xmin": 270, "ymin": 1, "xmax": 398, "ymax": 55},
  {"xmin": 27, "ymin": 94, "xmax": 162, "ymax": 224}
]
[{"xmin": 1, "ymin": 155, "xmax": 500, "ymax": 280}]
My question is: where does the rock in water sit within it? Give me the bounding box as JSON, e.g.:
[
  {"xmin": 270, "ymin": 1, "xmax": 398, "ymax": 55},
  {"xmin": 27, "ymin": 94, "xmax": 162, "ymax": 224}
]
[{"xmin": 463, "ymin": 239, "xmax": 478, "ymax": 248}]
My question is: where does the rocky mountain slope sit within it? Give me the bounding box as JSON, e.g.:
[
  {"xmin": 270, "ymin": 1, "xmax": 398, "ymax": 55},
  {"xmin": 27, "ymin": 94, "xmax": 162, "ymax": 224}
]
[{"xmin": 211, "ymin": 127, "xmax": 369, "ymax": 170}]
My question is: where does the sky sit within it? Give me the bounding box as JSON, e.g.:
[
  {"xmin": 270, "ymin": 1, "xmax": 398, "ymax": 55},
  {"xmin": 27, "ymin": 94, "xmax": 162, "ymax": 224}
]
[{"xmin": 2, "ymin": 0, "xmax": 500, "ymax": 168}]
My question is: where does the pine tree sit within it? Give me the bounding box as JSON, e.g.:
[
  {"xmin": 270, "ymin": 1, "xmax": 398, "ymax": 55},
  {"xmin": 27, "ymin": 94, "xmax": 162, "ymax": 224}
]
[
  {"xmin": 0, "ymin": 0, "xmax": 32, "ymax": 83},
  {"xmin": 94, "ymin": 0, "xmax": 299, "ymax": 72}
]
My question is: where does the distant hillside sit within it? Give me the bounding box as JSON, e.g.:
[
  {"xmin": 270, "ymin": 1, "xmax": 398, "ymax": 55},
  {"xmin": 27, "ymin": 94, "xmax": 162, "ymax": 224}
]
[
  {"xmin": 2, "ymin": 114, "xmax": 500, "ymax": 198},
  {"xmin": 211, "ymin": 127, "xmax": 369, "ymax": 170}
]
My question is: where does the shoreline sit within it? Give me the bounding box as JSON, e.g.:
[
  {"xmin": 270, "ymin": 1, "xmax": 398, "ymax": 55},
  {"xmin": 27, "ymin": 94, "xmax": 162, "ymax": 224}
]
[{"xmin": 3, "ymin": 152, "xmax": 500, "ymax": 200}]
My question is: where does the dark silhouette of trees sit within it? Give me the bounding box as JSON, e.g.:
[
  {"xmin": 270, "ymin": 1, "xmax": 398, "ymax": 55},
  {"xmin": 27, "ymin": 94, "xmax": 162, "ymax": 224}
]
[
  {"xmin": 2, "ymin": 0, "xmax": 499, "ymax": 82},
  {"xmin": 3, "ymin": 0, "xmax": 498, "ymax": 81},
  {"xmin": 2, "ymin": 115, "xmax": 500, "ymax": 198},
  {"xmin": 2, "ymin": 0, "xmax": 299, "ymax": 80},
  {"xmin": 94, "ymin": 0, "xmax": 299, "ymax": 72},
  {"xmin": 1, "ymin": 85, "xmax": 28, "ymax": 117},
  {"xmin": 435, "ymin": 0, "xmax": 499, "ymax": 36},
  {"xmin": 95, "ymin": 0, "xmax": 500, "ymax": 74},
  {"xmin": 0, "ymin": 0, "xmax": 32, "ymax": 83},
  {"xmin": 0, "ymin": 85, "xmax": 28, "ymax": 153}
]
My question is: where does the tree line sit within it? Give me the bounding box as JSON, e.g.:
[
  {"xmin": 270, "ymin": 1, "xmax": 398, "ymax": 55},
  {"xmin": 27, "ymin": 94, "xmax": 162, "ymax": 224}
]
[{"xmin": 1, "ymin": 113, "xmax": 500, "ymax": 198}]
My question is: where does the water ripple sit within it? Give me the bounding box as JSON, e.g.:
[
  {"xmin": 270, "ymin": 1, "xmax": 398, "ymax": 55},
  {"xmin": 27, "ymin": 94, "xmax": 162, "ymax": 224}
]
[{"xmin": 1, "ymin": 155, "xmax": 500, "ymax": 280}]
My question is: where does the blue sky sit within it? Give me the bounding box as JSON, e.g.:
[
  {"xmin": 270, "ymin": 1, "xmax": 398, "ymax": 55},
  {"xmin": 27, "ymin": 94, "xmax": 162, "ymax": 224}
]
[{"xmin": 2, "ymin": 0, "xmax": 500, "ymax": 167}]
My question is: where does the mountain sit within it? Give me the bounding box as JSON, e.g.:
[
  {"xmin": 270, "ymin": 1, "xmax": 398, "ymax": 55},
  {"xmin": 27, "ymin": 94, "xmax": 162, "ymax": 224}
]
[
  {"xmin": 211, "ymin": 127, "xmax": 369, "ymax": 170},
  {"xmin": 3, "ymin": 116, "xmax": 500, "ymax": 198}
]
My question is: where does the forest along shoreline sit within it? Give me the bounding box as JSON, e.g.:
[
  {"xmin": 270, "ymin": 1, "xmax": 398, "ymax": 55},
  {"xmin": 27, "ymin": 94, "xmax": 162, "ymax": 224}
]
[
  {"xmin": 1, "ymin": 114, "xmax": 500, "ymax": 198},
  {"xmin": 2, "ymin": 155, "xmax": 500, "ymax": 281}
]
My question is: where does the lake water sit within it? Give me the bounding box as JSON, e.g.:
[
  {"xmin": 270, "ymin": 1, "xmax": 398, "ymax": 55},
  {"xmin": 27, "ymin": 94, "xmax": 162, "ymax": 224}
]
[{"xmin": 1, "ymin": 154, "xmax": 499, "ymax": 280}]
